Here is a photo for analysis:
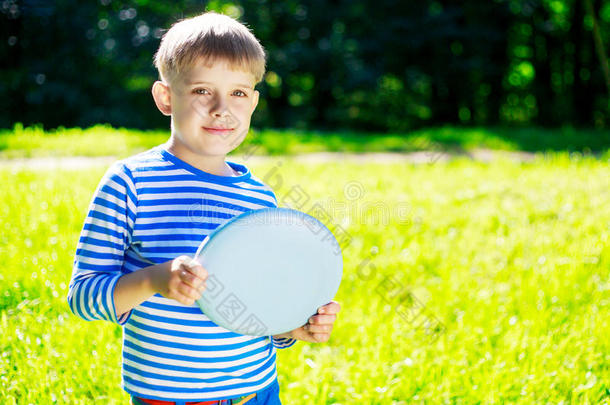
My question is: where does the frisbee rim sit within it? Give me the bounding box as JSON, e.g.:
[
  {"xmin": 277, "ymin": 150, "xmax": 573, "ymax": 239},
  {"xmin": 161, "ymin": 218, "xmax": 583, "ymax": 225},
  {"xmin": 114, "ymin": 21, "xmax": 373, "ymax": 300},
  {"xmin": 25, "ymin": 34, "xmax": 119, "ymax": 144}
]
[{"xmin": 194, "ymin": 207, "xmax": 339, "ymax": 259}]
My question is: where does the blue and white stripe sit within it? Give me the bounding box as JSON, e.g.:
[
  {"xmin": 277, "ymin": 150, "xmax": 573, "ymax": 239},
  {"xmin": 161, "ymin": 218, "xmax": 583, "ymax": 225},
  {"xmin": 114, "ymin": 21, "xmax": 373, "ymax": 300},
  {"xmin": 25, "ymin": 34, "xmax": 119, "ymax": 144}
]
[{"xmin": 68, "ymin": 146, "xmax": 295, "ymax": 401}]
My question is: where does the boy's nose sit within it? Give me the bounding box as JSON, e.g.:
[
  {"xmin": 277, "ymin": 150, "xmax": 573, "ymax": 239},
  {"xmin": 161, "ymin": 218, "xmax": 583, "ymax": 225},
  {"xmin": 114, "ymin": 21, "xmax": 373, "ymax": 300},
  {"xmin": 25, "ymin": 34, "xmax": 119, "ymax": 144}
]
[{"xmin": 209, "ymin": 97, "xmax": 230, "ymax": 118}]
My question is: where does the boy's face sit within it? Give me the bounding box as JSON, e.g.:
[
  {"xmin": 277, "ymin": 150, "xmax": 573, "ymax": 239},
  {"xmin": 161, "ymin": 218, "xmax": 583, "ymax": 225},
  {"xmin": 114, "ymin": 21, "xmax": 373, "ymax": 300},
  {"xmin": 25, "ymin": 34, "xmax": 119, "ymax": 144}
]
[{"xmin": 152, "ymin": 58, "xmax": 259, "ymax": 160}]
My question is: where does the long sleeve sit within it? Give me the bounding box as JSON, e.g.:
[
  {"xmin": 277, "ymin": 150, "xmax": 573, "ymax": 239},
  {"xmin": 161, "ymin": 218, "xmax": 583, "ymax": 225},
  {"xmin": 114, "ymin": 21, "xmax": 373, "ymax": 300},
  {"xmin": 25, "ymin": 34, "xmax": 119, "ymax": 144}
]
[
  {"xmin": 67, "ymin": 162, "xmax": 137, "ymax": 325},
  {"xmin": 272, "ymin": 336, "xmax": 297, "ymax": 349}
]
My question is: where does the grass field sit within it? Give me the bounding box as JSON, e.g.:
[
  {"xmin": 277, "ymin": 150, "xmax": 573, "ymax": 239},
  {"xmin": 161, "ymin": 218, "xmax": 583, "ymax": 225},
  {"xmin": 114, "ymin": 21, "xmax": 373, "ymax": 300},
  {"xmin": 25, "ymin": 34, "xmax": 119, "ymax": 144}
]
[
  {"xmin": 1, "ymin": 123, "xmax": 610, "ymax": 159},
  {"xmin": 1, "ymin": 152, "xmax": 609, "ymax": 404}
]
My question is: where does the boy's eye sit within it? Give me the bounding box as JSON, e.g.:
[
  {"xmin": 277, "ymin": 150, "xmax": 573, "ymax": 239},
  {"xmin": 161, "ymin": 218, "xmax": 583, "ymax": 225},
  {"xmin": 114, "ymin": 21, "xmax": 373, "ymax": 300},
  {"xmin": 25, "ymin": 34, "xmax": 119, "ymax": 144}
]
[{"xmin": 193, "ymin": 89, "xmax": 246, "ymax": 97}]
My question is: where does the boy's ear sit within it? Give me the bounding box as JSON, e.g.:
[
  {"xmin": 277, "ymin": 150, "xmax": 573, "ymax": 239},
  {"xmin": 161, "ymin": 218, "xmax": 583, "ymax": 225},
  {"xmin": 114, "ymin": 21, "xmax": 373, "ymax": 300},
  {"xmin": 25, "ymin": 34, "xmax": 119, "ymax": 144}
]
[
  {"xmin": 250, "ymin": 90, "xmax": 259, "ymax": 114},
  {"xmin": 152, "ymin": 81, "xmax": 172, "ymax": 116}
]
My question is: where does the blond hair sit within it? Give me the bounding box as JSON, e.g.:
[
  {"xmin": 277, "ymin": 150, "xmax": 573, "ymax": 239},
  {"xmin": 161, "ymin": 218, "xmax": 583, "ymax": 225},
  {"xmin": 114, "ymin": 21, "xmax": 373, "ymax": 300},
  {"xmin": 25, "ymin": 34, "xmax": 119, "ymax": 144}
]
[{"xmin": 154, "ymin": 12, "xmax": 266, "ymax": 85}]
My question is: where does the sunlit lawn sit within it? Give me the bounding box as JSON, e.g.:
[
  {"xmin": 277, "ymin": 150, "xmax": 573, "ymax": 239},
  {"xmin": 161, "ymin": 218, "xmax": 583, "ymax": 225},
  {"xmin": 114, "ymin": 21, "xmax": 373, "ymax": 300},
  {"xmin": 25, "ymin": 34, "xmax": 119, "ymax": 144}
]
[
  {"xmin": 1, "ymin": 124, "xmax": 609, "ymax": 159},
  {"xmin": 1, "ymin": 154, "xmax": 610, "ymax": 404}
]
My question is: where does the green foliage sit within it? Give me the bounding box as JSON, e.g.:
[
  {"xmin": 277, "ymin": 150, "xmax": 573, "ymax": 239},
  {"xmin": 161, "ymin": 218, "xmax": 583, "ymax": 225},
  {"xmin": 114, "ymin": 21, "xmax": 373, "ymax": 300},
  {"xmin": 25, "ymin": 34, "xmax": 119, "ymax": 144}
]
[
  {"xmin": 1, "ymin": 0, "xmax": 608, "ymax": 131},
  {"xmin": 1, "ymin": 156, "xmax": 610, "ymax": 403}
]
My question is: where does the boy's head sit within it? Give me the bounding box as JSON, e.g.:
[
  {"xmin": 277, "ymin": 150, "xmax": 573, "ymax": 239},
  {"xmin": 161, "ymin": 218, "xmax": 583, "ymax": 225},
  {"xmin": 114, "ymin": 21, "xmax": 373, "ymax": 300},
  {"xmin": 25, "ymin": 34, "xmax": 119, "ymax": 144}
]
[
  {"xmin": 151, "ymin": 12, "xmax": 266, "ymax": 164},
  {"xmin": 153, "ymin": 11, "xmax": 266, "ymax": 86}
]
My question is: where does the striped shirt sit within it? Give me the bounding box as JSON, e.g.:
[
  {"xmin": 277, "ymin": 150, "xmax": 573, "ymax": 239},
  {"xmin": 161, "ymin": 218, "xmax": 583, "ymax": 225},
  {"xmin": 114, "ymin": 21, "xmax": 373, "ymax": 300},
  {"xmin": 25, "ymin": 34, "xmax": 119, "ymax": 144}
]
[{"xmin": 67, "ymin": 146, "xmax": 296, "ymax": 401}]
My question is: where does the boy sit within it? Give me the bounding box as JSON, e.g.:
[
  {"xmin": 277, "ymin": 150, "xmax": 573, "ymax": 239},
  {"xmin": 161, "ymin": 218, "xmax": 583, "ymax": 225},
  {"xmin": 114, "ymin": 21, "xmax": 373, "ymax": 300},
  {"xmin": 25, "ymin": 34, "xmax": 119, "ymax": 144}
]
[{"xmin": 68, "ymin": 11, "xmax": 340, "ymax": 405}]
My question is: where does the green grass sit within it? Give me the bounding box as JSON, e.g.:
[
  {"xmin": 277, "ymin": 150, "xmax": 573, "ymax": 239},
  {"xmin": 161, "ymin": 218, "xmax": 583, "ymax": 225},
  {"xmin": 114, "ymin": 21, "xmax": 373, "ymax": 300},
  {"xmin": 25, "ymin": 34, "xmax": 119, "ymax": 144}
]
[
  {"xmin": 1, "ymin": 154, "xmax": 609, "ymax": 403},
  {"xmin": 1, "ymin": 123, "xmax": 609, "ymax": 159}
]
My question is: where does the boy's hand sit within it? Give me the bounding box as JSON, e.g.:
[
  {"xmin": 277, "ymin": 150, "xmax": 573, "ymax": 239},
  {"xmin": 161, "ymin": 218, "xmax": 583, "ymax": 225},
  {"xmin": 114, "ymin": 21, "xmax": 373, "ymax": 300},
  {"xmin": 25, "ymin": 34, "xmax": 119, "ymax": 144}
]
[
  {"xmin": 275, "ymin": 301, "xmax": 341, "ymax": 343},
  {"xmin": 151, "ymin": 256, "xmax": 208, "ymax": 306}
]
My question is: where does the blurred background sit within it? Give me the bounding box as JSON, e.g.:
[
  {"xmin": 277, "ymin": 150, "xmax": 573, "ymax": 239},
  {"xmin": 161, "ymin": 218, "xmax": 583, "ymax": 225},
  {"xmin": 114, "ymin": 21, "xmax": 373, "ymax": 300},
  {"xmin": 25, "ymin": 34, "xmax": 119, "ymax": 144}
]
[{"xmin": 1, "ymin": 0, "xmax": 609, "ymax": 132}]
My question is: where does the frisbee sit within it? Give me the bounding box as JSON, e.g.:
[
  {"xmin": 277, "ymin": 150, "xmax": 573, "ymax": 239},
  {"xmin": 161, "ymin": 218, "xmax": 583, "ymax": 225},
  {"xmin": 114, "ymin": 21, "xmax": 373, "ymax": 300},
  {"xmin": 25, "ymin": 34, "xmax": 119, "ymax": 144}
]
[{"xmin": 192, "ymin": 207, "xmax": 342, "ymax": 336}]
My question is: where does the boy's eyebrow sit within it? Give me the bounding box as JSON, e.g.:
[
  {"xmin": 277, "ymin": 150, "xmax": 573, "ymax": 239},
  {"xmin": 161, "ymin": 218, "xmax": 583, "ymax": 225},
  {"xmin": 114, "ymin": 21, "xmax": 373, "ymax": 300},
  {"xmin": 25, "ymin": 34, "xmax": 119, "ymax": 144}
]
[{"xmin": 186, "ymin": 80, "xmax": 253, "ymax": 89}]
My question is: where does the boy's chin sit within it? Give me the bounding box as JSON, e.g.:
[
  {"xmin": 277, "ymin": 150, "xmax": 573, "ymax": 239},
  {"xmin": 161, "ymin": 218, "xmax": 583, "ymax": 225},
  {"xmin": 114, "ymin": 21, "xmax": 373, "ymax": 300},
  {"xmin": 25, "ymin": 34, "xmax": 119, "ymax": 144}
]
[{"xmin": 181, "ymin": 143, "xmax": 236, "ymax": 159}]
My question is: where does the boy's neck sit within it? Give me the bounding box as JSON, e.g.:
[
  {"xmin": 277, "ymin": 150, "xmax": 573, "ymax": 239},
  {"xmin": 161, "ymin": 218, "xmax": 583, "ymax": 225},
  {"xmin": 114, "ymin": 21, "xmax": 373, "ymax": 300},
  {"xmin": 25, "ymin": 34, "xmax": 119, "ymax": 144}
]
[{"xmin": 165, "ymin": 140, "xmax": 237, "ymax": 177}]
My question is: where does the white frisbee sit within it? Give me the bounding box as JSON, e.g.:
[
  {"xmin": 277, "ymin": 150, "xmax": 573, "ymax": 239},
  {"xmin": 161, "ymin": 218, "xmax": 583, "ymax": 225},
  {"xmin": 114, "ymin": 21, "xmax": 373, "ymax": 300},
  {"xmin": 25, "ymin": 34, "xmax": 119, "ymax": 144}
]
[{"xmin": 193, "ymin": 207, "xmax": 343, "ymax": 336}]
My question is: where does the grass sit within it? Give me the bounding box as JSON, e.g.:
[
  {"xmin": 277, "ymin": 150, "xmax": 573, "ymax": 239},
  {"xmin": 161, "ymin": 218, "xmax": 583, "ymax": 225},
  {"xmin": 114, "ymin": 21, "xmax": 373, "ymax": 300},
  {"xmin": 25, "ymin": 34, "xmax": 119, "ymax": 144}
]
[
  {"xmin": 1, "ymin": 154, "xmax": 610, "ymax": 403},
  {"xmin": 1, "ymin": 123, "xmax": 609, "ymax": 159}
]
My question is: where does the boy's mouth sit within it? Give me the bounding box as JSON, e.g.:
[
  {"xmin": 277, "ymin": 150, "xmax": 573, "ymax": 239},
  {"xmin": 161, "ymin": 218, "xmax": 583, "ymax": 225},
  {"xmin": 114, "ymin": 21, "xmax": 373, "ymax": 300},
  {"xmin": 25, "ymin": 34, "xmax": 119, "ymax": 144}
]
[{"xmin": 203, "ymin": 126, "xmax": 234, "ymax": 135}]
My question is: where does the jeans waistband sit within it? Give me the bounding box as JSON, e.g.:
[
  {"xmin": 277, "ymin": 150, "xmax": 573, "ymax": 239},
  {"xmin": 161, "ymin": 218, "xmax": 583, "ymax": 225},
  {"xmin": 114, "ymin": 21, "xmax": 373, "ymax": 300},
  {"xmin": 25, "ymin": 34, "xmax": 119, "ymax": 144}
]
[{"xmin": 131, "ymin": 380, "xmax": 279, "ymax": 405}]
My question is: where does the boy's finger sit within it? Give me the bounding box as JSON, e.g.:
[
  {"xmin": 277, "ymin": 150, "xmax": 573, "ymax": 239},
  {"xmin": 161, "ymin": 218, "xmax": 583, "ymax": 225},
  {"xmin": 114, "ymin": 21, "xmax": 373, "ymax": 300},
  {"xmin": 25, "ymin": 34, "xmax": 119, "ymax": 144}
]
[
  {"xmin": 306, "ymin": 323, "xmax": 332, "ymax": 333},
  {"xmin": 317, "ymin": 301, "xmax": 340, "ymax": 315},
  {"xmin": 312, "ymin": 333, "xmax": 330, "ymax": 343},
  {"xmin": 178, "ymin": 266, "xmax": 205, "ymax": 289},
  {"xmin": 181, "ymin": 261, "xmax": 208, "ymax": 282},
  {"xmin": 308, "ymin": 314, "xmax": 336, "ymax": 325},
  {"xmin": 177, "ymin": 282, "xmax": 203, "ymax": 302},
  {"xmin": 184, "ymin": 259, "xmax": 209, "ymax": 281},
  {"xmin": 175, "ymin": 296, "xmax": 195, "ymax": 306}
]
